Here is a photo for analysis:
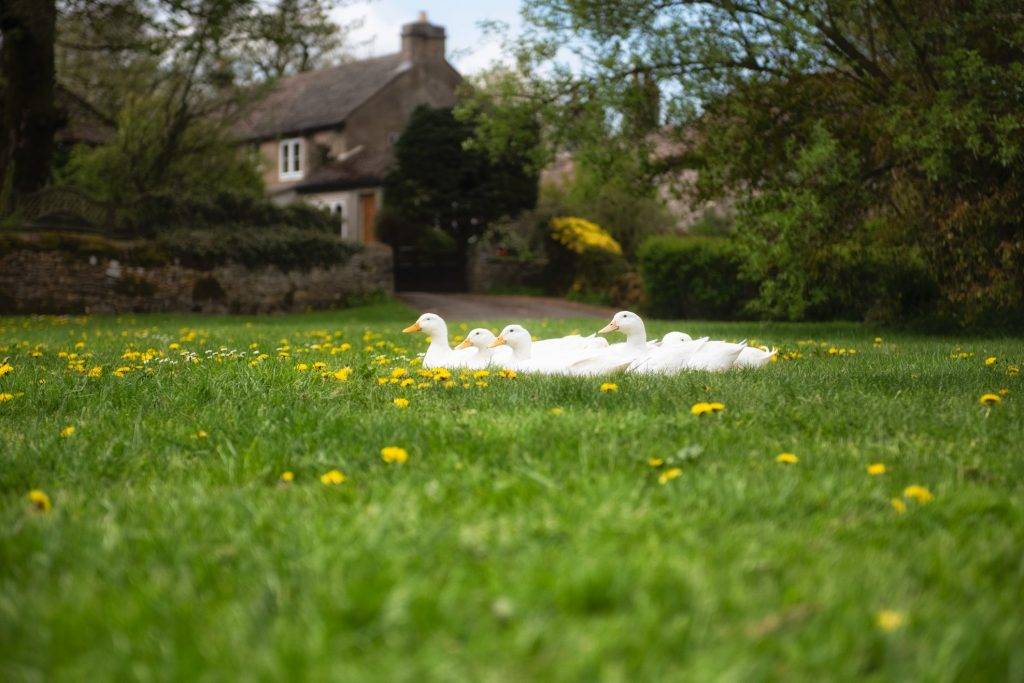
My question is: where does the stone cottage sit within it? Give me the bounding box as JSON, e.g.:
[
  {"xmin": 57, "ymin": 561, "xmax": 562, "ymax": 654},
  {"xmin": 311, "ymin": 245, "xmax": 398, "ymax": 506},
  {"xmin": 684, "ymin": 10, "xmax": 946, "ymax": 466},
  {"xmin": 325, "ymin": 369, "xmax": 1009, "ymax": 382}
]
[{"xmin": 235, "ymin": 13, "xmax": 462, "ymax": 242}]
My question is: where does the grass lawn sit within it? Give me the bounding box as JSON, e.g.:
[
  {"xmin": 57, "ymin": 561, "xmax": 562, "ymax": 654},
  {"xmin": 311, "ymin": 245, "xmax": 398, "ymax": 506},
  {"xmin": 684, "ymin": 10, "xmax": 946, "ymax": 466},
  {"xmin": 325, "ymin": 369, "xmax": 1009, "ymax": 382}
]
[{"xmin": 1, "ymin": 300, "xmax": 1022, "ymax": 680}]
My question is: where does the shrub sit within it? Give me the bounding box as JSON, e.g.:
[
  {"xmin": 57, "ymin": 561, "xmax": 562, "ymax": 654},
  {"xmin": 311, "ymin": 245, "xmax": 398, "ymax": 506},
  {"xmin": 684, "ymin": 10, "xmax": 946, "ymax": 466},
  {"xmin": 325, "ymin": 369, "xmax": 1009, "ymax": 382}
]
[
  {"xmin": 638, "ymin": 235, "xmax": 751, "ymax": 319},
  {"xmin": 550, "ymin": 216, "xmax": 623, "ymax": 255},
  {"xmin": 128, "ymin": 193, "xmax": 336, "ymax": 234}
]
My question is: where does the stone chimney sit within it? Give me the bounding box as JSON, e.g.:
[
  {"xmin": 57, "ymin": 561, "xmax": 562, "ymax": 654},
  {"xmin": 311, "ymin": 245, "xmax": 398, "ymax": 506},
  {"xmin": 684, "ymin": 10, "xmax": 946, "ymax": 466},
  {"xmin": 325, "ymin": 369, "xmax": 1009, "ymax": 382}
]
[{"xmin": 401, "ymin": 11, "xmax": 446, "ymax": 63}]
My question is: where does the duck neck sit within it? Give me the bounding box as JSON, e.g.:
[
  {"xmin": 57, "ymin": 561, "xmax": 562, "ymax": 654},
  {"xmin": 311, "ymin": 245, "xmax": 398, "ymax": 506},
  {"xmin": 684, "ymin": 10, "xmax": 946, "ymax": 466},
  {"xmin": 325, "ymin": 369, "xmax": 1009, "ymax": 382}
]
[
  {"xmin": 427, "ymin": 326, "xmax": 450, "ymax": 354},
  {"xmin": 510, "ymin": 338, "xmax": 531, "ymax": 360},
  {"xmin": 624, "ymin": 322, "xmax": 647, "ymax": 350}
]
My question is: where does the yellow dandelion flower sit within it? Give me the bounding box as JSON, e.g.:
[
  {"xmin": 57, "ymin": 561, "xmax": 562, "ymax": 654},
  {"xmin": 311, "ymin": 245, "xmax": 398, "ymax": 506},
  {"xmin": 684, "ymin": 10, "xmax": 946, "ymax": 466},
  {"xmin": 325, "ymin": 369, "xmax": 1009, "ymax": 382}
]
[
  {"xmin": 86, "ymin": 366, "xmax": 102, "ymax": 378},
  {"xmin": 169, "ymin": 342, "xmax": 180, "ymax": 350},
  {"xmin": 875, "ymin": 610, "xmax": 905, "ymax": 632},
  {"xmin": 60, "ymin": 425, "xmax": 75, "ymax": 438},
  {"xmin": 978, "ymin": 393, "xmax": 1001, "ymax": 406},
  {"xmin": 475, "ymin": 381, "xmax": 489, "ymax": 388},
  {"xmin": 27, "ymin": 489, "xmax": 52, "ymax": 513},
  {"xmin": 391, "ymin": 367, "xmax": 408, "ymax": 379},
  {"xmin": 658, "ymin": 467, "xmax": 683, "ymax": 485},
  {"xmin": 1008, "ymin": 365, "xmax": 1019, "ymax": 376},
  {"xmin": 113, "ymin": 366, "xmax": 131, "ymax": 378},
  {"xmin": 0, "ymin": 393, "xmax": 14, "ymax": 402},
  {"xmin": 690, "ymin": 401, "xmax": 725, "ymax": 416},
  {"xmin": 498, "ymin": 369, "xmax": 517, "ymax": 379},
  {"xmin": 998, "ymin": 388, "xmax": 1010, "ymax": 396},
  {"xmin": 903, "ymin": 485, "xmax": 933, "ymax": 504},
  {"xmin": 312, "ymin": 362, "xmax": 327, "ymax": 370},
  {"xmin": 0, "ymin": 363, "xmax": 12, "ymax": 378},
  {"xmin": 377, "ymin": 377, "xmax": 389, "ymax": 385},
  {"xmin": 648, "ymin": 458, "xmax": 664, "ymax": 467},
  {"xmin": 600, "ymin": 382, "xmax": 618, "ymax": 393},
  {"xmin": 280, "ymin": 471, "xmax": 295, "ymax": 482},
  {"xmin": 333, "ymin": 367, "xmax": 353, "ymax": 381},
  {"xmin": 867, "ymin": 463, "xmax": 887, "ymax": 476},
  {"xmin": 984, "ymin": 356, "xmax": 997, "ymax": 366},
  {"xmin": 776, "ymin": 452, "xmax": 799, "ymax": 464},
  {"xmin": 381, "ymin": 446, "xmax": 409, "ymax": 464},
  {"xmin": 295, "ymin": 363, "xmax": 309, "ymax": 372},
  {"xmin": 549, "ymin": 407, "xmax": 564, "ymax": 415},
  {"xmin": 473, "ymin": 369, "xmax": 490, "ymax": 379},
  {"xmin": 393, "ymin": 397, "xmax": 410, "ymax": 408},
  {"xmin": 891, "ymin": 498, "xmax": 907, "ymax": 514},
  {"xmin": 320, "ymin": 469, "xmax": 346, "ymax": 485},
  {"xmin": 400, "ymin": 378, "xmax": 415, "ymax": 388}
]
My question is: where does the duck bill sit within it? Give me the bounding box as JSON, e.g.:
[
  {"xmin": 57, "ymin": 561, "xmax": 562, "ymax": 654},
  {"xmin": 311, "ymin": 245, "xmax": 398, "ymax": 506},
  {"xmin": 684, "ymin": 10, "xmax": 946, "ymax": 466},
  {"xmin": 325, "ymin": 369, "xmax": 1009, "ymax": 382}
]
[
  {"xmin": 454, "ymin": 339, "xmax": 472, "ymax": 350},
  {"xmin": 402, "ymin": 322, "xmax": 421, "ymax": 333},
  {"xmin": 598, "ymin": 322, "xmax": 619, "ymax": 334},
  {"xmin": 487, "ymin": 336, "xmax": 507, "ymax": 348}
]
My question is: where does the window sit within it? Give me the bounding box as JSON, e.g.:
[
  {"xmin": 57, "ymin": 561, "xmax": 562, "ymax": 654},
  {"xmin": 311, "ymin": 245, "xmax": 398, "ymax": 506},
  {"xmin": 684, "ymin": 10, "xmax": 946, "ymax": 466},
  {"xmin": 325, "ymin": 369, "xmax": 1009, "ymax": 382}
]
[
  {"xmin": 332, "ymin": 202, "xmax": 348, "ymax": 238},
  {"xmin": 278, "ymin": 138, "xmax": 304, "ymax": 180}
]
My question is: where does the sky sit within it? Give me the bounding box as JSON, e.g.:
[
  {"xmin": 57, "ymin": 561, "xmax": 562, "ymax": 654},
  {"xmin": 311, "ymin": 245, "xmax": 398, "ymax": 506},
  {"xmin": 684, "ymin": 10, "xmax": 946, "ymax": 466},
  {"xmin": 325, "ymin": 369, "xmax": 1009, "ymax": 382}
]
[{"xmin": 332, "ymin": 0, "xmax": 524, "ymax": 74}]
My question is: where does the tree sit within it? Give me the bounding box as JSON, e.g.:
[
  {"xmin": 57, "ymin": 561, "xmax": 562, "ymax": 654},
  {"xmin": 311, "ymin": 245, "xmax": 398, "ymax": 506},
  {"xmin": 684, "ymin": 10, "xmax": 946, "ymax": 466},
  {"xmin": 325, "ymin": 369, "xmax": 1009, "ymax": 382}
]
[
  {"xmin": 383, "ymin": 105, "xmax": 539, "ymax": 257},
  {"xmin": 484, "ymin": 0, "xmax": 1024, "ymax": 323},
  {"xmin": 0, "ymin": 0, "xmax": 60, "ymax": 213}
]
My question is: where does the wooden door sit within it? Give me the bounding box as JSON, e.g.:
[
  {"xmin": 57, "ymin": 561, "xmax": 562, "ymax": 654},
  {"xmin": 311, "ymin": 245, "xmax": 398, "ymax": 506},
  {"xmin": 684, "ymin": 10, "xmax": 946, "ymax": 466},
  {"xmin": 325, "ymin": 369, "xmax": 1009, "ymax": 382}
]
[{"xmin": 359, "ymin": 192, "xmax": 377, "ymax": 243}]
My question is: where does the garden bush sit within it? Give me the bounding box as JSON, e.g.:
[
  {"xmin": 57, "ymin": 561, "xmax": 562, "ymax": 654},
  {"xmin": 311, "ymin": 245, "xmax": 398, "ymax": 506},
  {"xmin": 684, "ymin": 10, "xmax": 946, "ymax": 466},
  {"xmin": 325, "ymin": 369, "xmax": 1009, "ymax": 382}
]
[
  {"xmin": 128, "ymin": 193, "xmax": 337, "ymax": 234},
  {"xmin": 638, "ymin": 235, "xmax": 751, "ymax": 319}
]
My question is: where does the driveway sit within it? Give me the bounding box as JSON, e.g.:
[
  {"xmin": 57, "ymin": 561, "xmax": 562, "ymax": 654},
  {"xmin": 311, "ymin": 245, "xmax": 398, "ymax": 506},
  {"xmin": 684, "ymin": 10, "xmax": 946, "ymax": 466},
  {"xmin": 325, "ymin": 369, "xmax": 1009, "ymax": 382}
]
[{"xmin": 396, "ymin": 292, "xmax": 616, "ymax": 321}]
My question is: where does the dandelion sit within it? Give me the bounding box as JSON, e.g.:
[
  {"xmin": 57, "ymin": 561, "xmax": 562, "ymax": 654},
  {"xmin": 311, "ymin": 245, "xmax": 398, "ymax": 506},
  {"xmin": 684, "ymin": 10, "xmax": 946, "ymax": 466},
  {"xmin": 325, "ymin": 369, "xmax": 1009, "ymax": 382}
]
[
  {"xmin": 1008, "ymin": 365, "xmax": 1020, "ymax": 377},
  {"xmin": 978, "ymin": 393, "xmax": 1001, "ymax": 406},
  {"xmin": 867, "ymin": 463, "xmax": 887, "ymax": 476},
  {"xmin": 27, "ymin": 489, "xmax": 52, "ymax": 513},
  {"xmin": 891, "ymin": 498, "xmax": 907, "ymax": 514},
  {"xmin": 400, "ymin": 378, "xmax": 415, "ymax": 388},
  {"xmin": 776, "ymin": 452, "xmax": 799, "ymax": 464},
  {"xmin": 377, "ymin": 377, "xmax": 389, "ymax": 385},
  {"xmin": 497, "ymin": 369, "xmax": 517, "ymax": 379},
  {"xmin": 648, "ymin": 457, "xmax": 664, "ymax": 467},
  {"xmin": 320, "ymin": 469, "xmax": 346, "ymax": 485},
  {"xmin": 280, "ymin": 471, "xmax": 295, "ymax": 482},
  {"xmin": 195, "ymin": 430, "xmax": 208, "ymax": 439},
  {"xmin": 875, "ymin": 610, "xmax": 905, "ymax": 632},
  {"xmin": 998, "ymin": 388, "xmax": 1010, "ymax": 396},
  {"xmin": 86, "ymin": 366, "xmax": 102, "ymax": 378},
  {"xmin": 475, "ymin": 381, "xmax": 489, "ymax": 388},
  {"xmin": 333, "ymin": 367, "xmax": 353, "ymax": 381},
  {"xmin": 0, "ymin": 363, "xmax": 12, "ymax": 378},
  {"xmin": 873, "ymin": 337, "xmax": 883, "ymax": 345},
  {"xmin": 903, "ymin": 485, "xmax": 933, "ymax": 504},
  {"xmin": 393, "ymin": 397, "xmax": 410, "ymax": 408},
  {"xmin": 60, "ymin": 425, "xmax": 75, "ymax": 438},
  {"xmin": 295, "ymin": 363, "xmax": 309, "ymax": 372},
  {"xmin": 381, "ymin": 446, "xmax": 409, "ymax": 464},
  {"xmin": 473, "ymin": 369, "xmax": 490, "ymax": 379},
  {"xmin": 549, "ymin": 407, "xmax": 564, "ymax": 416},
  {"xmin": 600, "ymin": 382, "xmax": 618, "ymax": 393},
  {"xmin": 391, "ymin": 367, "xmax": 408, "ymax": 379},
  {"xmin": 690, "ymin": 401, "xmax": 725, "ymax": 416},
  {"xmin": 658, "ymin": 467, "xmax": 682, "ymax": 485},
  {"xmin": 312, "ymin": 361, "xmax": 327, "ymax": 370},
  {"xmin": 113, "ymin": 366, "xmax": 131, "ymax": 378},
  {"xmin": 0, "ymin": 393, "xmax": 13, "ymax": 402},
  {"xmin": 984, "ymin": 356, "xmax": 997, "ymax": 366}
]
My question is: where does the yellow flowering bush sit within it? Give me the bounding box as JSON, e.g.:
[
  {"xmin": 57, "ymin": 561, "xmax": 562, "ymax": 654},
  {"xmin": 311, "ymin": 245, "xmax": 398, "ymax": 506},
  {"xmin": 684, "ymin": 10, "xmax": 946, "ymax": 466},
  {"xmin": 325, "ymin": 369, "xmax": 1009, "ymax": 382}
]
[{"xmin": 550, "ymin": 217, "xmax": 622, "ymax": 256}]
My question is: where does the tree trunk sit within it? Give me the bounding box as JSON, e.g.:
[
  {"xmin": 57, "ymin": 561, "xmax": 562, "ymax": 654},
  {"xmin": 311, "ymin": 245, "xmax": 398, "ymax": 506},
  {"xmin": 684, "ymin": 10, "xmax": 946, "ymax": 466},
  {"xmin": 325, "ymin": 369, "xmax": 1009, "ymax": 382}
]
[{"xmin": 0, "ymin": 0, "xmax": 59, "ymax": 215}]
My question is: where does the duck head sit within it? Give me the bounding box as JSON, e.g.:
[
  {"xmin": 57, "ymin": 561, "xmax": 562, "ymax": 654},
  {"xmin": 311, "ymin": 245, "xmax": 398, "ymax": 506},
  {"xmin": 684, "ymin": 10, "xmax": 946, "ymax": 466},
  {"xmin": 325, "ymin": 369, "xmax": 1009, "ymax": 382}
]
[
  {"xmin": 403, "ymin": 313, "xmax": 449, "ymax": 348},
  {"xmin": 489, "ymin": 324, "xmax": 531, "ymax": 359},
  {"xmin": 661, "ymin": 331, "xmax": 693, "ymax": 346},
  {"xmin": 598, "ymin": 311, "xmax": 647, "ymax": 348},
  {"xmin": 455, "ymin": 328, "xmax": 497, "ymax": 351}
]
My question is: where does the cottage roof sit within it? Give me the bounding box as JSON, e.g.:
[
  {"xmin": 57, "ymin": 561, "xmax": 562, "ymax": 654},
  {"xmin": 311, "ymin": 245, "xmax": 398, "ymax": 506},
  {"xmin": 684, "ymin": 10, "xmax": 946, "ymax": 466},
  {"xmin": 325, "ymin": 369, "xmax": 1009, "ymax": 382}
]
[{"xmin": 235, "ymin": 53, "xmax": 410, "ymax": 141}]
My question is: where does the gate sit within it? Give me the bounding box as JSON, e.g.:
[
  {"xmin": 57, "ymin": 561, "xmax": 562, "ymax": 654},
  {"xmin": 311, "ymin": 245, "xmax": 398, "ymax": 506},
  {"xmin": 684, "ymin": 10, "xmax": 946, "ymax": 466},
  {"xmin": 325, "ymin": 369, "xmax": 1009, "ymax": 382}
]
[{"xmin": 393, "ymin": 245, "xmax": 466, "ymax": 292}]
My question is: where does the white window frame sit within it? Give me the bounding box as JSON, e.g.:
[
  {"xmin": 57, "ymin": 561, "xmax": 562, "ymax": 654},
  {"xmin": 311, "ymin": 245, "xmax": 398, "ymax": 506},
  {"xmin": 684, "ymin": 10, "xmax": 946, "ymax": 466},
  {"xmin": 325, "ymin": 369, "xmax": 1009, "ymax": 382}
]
[
  {"xmin": 334, "ymin": 202, "xmax": 349, "ymax": 239},
  {"xmin": 278, "ymin": 137, "xmax": 304, "ymax": 180}
]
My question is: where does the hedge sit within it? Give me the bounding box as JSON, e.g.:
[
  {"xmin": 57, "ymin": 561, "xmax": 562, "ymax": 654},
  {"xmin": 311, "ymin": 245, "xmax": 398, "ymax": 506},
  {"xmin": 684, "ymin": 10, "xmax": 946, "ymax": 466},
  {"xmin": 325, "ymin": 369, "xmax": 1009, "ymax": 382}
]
[{"xmin": 637, "ymin": 235, "xmax": 751, "ymax": 319}]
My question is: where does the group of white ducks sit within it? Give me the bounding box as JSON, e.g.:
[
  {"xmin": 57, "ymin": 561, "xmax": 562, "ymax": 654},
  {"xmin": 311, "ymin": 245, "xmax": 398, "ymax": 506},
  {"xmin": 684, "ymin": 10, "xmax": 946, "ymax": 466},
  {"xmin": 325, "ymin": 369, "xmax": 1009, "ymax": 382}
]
[{"xmin": 402, "ymin": 310, "xmax": 776, "ymax": 376}]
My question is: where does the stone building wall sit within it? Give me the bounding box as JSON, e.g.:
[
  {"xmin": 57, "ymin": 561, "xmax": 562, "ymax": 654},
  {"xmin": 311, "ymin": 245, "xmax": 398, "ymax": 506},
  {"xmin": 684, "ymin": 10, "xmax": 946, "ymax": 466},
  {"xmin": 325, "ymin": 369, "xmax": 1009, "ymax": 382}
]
[{"xmin": 0, "ymin": 243, "xmax": 393, "ymax": 314}]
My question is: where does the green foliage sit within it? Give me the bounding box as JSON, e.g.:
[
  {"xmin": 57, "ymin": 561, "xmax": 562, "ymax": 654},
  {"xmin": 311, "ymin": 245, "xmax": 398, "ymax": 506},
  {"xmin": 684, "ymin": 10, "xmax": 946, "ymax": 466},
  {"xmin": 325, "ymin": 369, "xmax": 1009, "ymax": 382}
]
[
  {"xmin": 0, "ymin": 227, "xmax": 359, "ymax": 271},
  {"xmin": 59, "ymin": 95, "xmax": 263, "ymax": 213},
  {"xmin": 131, "ymin": 192, "xmax": 335, "ymax": 233},
  {"xmin": 383, "ymin": 105, "xmax": 539, "ymax": 252},
  {"xmin": 500, "ymin": 0, "xmax": 1024, "ymax": 324},
  {"xmin": 638, "ymin": 235, "xmax": 750, "ymax": 320}
]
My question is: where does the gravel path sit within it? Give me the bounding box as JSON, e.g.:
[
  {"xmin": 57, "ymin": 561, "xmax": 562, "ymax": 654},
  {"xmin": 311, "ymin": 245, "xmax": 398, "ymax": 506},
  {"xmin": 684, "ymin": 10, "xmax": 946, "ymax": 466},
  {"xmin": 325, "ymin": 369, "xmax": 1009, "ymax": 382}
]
[{"xmin": 396, "ymin": 292, "xmax": 616, "ymax": 322}]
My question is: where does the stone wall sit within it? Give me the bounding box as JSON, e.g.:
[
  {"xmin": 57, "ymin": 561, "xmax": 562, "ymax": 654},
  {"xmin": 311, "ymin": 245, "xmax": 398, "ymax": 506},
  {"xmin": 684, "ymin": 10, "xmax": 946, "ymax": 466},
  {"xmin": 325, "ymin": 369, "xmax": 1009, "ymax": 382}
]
[{"xmin": 0, "ymin": 242, "xmax": 393, "ymax": 314}]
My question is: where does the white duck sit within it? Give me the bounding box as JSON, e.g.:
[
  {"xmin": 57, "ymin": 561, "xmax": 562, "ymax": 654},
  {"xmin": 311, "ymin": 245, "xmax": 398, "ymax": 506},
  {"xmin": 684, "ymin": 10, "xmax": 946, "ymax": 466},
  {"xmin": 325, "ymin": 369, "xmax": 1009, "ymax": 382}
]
[
  {"xmin": 735, "ymin": 345, "xmax": 778, "ymax": 368},
  {"xmin": 453, "ymin": 328, "xmax": 515, "ymax": 368},
  {"xmin": 402, "ymin": 313, "xmax": 476, "ymax": 369},
  {"xmin": 629, "ymin": 335, "xmax": 710, "ymax": 374},
  {"xmin": 566, "ymin": 311, "xmax": 652, "ymax": 376},
  {"xmin": 686, "ymin": 340, "xmax": 747, "ymax": 371},
  {"xmin": 488, "ymin": 324, "xmax": 606, "ymax": 374}
]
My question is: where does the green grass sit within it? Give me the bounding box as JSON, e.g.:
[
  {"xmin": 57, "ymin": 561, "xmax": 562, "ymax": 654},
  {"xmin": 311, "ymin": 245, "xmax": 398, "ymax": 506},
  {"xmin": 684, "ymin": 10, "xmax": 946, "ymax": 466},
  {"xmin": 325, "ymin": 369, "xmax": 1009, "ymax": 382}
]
[{"xmin": 1, "ymin": 301, "xmax": 1022, "ymax": 681}]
